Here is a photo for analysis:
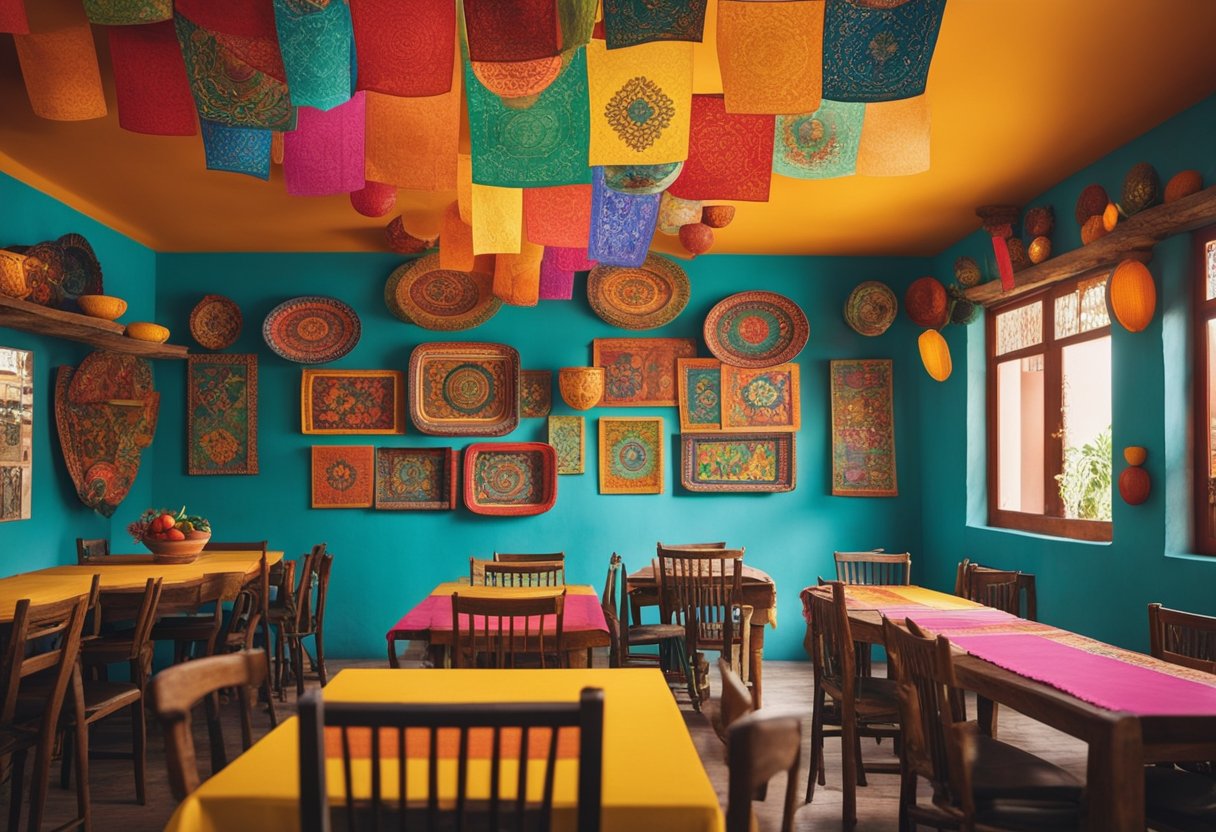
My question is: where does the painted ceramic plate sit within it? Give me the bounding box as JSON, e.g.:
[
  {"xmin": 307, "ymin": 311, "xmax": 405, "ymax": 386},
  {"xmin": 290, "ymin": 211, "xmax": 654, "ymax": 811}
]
[
  {"xmin": 586, "ymin": 254, "xmax": 690, "ymax": 330},
  {"xmin": 844, "ymin": 281, "xmax": 897, "ymax": 337},
  {"xmin": 262, "ymin": 296, "xmax": 361, "ymax": 364},
  {"xmin": 602, "ymin": 161, "xmax": 684, "ymax": 195},
  {"xmin": 463, "ymin": 442, "xmax": 557, "ymax": 516},
  {"xmin": 18, "ymin": 235, "xmax": 103, "ymax": 310},
  {"xmin": 703, "ymin": 291, "xmax": 809, "ymax": 369},
  {"xmin": 408, "ymin": 342, "xmax": 520, "ymax": 436},
  {"xmin": 189, "ymin": 294, "xmax": 243, "ymax": 350},
  {"xmin": 385, "ymin": 255, "xmax": 501, "ymax": 331}
]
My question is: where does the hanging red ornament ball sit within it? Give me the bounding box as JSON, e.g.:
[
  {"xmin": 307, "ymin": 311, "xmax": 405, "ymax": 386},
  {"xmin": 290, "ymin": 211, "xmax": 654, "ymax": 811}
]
[
  {"xmin": 904, "ymin": 277, "xmax": 949, "ymax": 328},
  {"xmin": 351, "ymin": 181, "xmax": 397, "ymax": 217},
  {"xmin": 1118, "ymin": 466, "xmax": 1151, "ymax": 505},
  {"xmin": 385, "ymin": 217, "xmax": 436, "ymax": 254},
  {"xmin": 679, "ymin": 222, "xmax": 714, "ymax": 255}
]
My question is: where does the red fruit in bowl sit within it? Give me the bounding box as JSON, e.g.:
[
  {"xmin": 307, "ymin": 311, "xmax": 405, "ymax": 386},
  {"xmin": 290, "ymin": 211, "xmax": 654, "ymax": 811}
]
[
  {"xmin": 165, "ymin": 528, "xmax": 186, "ymax": 541},
  {"xmin": 185, "ymin": 530, "xmax": 210, "ymax": 541},
  {"xmin": 158, "ymin": 513, "xmax": 176, "ymax": 532}
]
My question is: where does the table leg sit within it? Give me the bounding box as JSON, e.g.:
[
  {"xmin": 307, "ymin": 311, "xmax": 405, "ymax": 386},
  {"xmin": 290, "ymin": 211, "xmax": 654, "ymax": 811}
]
[
  {"xmin": 387, "ymin": 636, "xmax": 400, "ymax": 668},
  {"xmin": 749, "ymin": 621, "xmax": 765, "ymax": 708},
  {"xmin": 1085, "ymin": 716, "xmax": 1143, "ymax": 832},
  {"xmin": 976, "ymin": 696, "xmax": 999, "ymax": 737}
]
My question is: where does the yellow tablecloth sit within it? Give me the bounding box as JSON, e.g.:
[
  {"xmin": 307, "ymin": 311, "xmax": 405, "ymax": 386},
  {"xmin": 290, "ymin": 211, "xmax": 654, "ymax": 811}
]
[{"xmin": 165, "ymin": 668, "xmax": 724, "ymax": 832}]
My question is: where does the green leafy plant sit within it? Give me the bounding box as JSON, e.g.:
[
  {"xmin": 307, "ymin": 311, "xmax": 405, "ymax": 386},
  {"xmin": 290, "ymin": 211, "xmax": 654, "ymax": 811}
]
[{"xmin": 1055, "ymin": 425, "xmax": 1112, "ymax": 521}]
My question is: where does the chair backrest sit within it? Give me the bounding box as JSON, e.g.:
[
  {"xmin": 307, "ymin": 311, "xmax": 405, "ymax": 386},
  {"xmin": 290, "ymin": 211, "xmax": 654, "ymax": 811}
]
[
  {"xmin": 298, "ymin": 686, "xmax": 605, "ymax": 832},
  {"xmin": 716, "ymin": 657, "xmax": 754, "ymax": 743},
  {"xmin": 1149, "ymin": 603, "xmax": 1216, "ymax": 674},
  {"xmin": 481, "ymin": 560, "xmax": 565, "ymax": 588},
  {"xmin": 154, "ymin": 576, "xmax": 210, "ymax": 615},
  {"xmin": 960, "ymin": 562, "xmax": 1037, "ymax": 620},
  {"xmin": 76, "ymin": 536, "xmax": 109, "ymax": 564},
  {"xmin": 725, "ymin": 711, "xmax": 802, "ymax": 832},
  {"xmin": 805, "ymin": 581, "xmax": 858, "ymax": 698},
  {"xmin": 655, "ymin": 546, "xmax": 744, "ymax": 651},
  {"xmin": 0, "ymin": 594, "xmax": 89, "ymax": 733},
  {"xmin": 292, "ymin": 544, "xmax": 329, "ymax": 633},
  {"xmin": 953, "ymin": 558, "xmax": 971, "ymax": 596},
  {"xmin": 451, "ymin": 591, "xmax": 567, "ymax": 669},
  {"xmin": 97, "ymin": 578, "xmax": 164, "ymax": 662},
  {"xmin": 150, "ymin": 649, "xmax": 270, "ymax": 800},
  {"xmin": 833, "ymin": 550, "xmax": 911, "ymax": 585},
  {"xmin": 601, "ymin": 554, "xmax": 625, "ymax": 668},
  {"xmin": 658, "ymin": 541, "xmax": 727, "ymax": 550},
  {"xmin": 494, "ymin": 551, "xmax": 566, "ymax": 563}
]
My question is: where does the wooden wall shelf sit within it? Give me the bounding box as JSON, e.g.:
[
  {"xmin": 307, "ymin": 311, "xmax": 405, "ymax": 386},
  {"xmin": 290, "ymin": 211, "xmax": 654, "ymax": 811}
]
[
  {"xmin": 964, "ymin": 184, "xmax": 1216, "ymax": 307},
  {"xmin": 0, "ymin": 295, "xmax": 188, "ymax": 359}
]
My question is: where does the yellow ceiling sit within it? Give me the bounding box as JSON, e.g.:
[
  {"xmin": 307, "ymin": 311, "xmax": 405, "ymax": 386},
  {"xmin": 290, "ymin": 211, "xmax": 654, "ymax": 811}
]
[{"xmin": 0, "ymin": 0, "xmax": 1215, "ymax": 256}]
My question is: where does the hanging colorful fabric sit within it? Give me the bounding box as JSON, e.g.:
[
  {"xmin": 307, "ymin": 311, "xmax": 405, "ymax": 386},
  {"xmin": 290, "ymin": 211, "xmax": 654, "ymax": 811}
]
[
  {"xmin": 106, "ymin": 22, "xmax": 196, "ymax": 136},
  {"xmin": 539, "ymin": 248, "xmax": 576, "ymax": 300},
  {"xmin": 772, "ymin": 100, "xmax": 865, "ymax": 180},
  {"xmin": 493, "ymin": 242, "xmax": 545, "ymax": 307},
  {"xmin": 463, "ymin": 0, "xmax": 560, "ymax": 63},
  {"xmin": 351, "ymin": 0, "xmax": 454, "ymax": 97},
  {"xmin": 716, "ymin": 0, "xmax": 824, "ymax": 115},
  {"xmin": 588, "ymin": 167, "xmax": 661, "ymax": 267},
  {"xmin": 83, "ymin": 0, "xmax": 170, "ymax": 25},
  {"xmin": 363, "ymin": 63, "xmax": 460, "ymax": 190},
  {"xmin": 0, "ymin": 0, "xmax": 29, "ymax": 33},
  {"xmin": 822, "ymin": 0, "xmax": 946, "ymax": 102},
  {"xmin": 200, "ymin": 119, "xmax": 273, "ymax": 179},
  {"xmin": 272, "ymin": 0, "xmax": 353, "ymax": 111},
  {"xmin": 558, "ymin": 0, "xmax": 597, "ymax": 50},
  {"xmin": 855, "ymin": 94, "xmax": 930, "ymax": 176},
  {"xmin": 457, "ymin": 154, "xmax": 474, "ymax": 223},
  {"xmin": 282, "ymin": 92, "xmax": 365, "ymax": 196},
  {"xmin": 587, "ymin": 39, "xmax": 694, "ymax": 166},
  {"xmin": 13, "ymin": 15, "xmax": 107, "ymax": 121},
  {"xmin": 667, "ymin": 95, "xmax": 774, "ymax": 202},
  {"xmin": 176, "ymin": 0, "xmax": 278, "ymax": 36},
  {"xmin": 466, "ymin": 48, "xmax": 592, "ymax": 188},
  {"xmin": 553, "ymin": 247, "xmax": 597, "ymax": 271},
  {"xmin": 602, "ymin": 0, "xmax": 707, "ymax": 50},
  {"xmin": 472, "ymin": 185, "xmax": 523, "ymax": 255},
  {"xmin": 524, "ymin": 185, "xmax": 593, "ymax": 248},
  {"xmin": 440, "ymin": 202, "xmax": 476, "ymax": 271}
]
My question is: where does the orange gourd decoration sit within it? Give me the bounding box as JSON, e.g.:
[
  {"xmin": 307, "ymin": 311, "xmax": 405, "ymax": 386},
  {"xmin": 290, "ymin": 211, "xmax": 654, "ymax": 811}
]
[
  {"xmin": 1102, "ymin": 201, "xmax": 1120, "ymax": 232},
  {"xmin": 1108, "ymin": 259, "xmax": 1156, "ymax": 332},
  {"xmin": 1080, "ymin": 215, "xmax": 1107, "ymax": 245},
  {"xmin": 1164, "ymin": 169, "xmax": 1203, "ymax": 203},
  {"xmin": 918, "ymin": 329, "xmax": 952, "ymax": 381}
]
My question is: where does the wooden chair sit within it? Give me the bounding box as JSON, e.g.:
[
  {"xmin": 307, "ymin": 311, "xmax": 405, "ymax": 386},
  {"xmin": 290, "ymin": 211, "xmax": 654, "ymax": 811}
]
[
  {"xmin": 297, "ymin": 686, "xmax": 605, "ymax": 832},
  {"xmin": 658, "ymin": 540, "xmax": 727, "ymax": 550},
  {"xmin": 150, "ymin": 649, "xmax": 270, "ymax": 801},
  {"xmin": 805, "ymin": 581, "xmax": 901, "ymax": 829},
  {"xmin": 75, "ymin": 536, "xmax": 109, "ymax": 564},
  {"xmin": 494, "ymin": 551, "xmax": 566, "ymax": 563},
  {"xmin": 726, "ymin": 711, "xmax": 802, "ymax": 832},
  {"xmin": 958, "ymin": 561, "xmax": 1038, "ymax": 621},
  {"xmin": 882, "ymin": 617, "xmax": 1082, "ymax": 831},
  {"xmin": 279, "ymin": 548, "xmax": 333, "ymax": 695},
  {"xmin": 150, "ymin": 573, "xmax": 243, "ymax": 661},
  {"xmin": 1, "ymin": 593, "xmax": 90, "ymax": 832},
  {"xmin": 714, "ymin": 657, "xmax": 755, "ymax": 744},
  {"xmin": 451, "ymin": 591, "xmax": 567, "ymax": 669},
  {"xmin": 834, "ymin": 550, "xmax": 912, "ymax": 586},
  {"xmin": 601, "ymin": 554, "xmax": 690, "ymax": 692},
  {"xmin": 1149, "ymin": 603, "xmax": 1216, "ymax": 673},
  {"xmin": 478, "ymin": 558, "xmax": 565, "ymax": 587}
]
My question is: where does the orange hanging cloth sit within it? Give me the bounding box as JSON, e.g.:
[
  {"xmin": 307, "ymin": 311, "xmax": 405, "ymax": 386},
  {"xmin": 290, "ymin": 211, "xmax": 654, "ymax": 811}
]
[{"xmin": 13, "ymin": 0, "xmax": 106, "ymax": 121}]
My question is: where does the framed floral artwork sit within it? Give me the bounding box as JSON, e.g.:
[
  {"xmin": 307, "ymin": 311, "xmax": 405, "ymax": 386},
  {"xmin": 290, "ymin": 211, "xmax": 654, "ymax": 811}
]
[
  {"xmin": 188, "ymin": 354, "xmax": 258, "ymax": 475},
  {"xmin": 311, "ymin": 445, "xmax": 375, "ymax": 508},
  {"xmin": 374, "ymin": 447, "xmax": 458, "ymax": 510},
  {"xmin": 548, "ymin": 415, "xmax": 584, "ymax": 474},
  {"xmin": 520, "ymin": 370, "xmax": 552, "ymax": 418},
  {"xmin": 830, "ymin": 359, "xmax": 896, "ymax": 497},
  {"xmin": 677, "ymin": 357, "xmax": 722, "ymax": 432},
  {"xmin": 599, "ymin": 417, "xmax": 663, "ymax": 494},
  {"xmin": 680, "ymin": 432, "xmax": 795, "ymax": 492},
  {"xmin": 0, "ymin": 347, "xmax": 32, "ymax": 521},
  {"xmin": 592, "ymin": 337, "xmax": 697, "ymax": 406},
  {"xmin": 301, "ymin": 369, "xmax": 405, "ymax": 434},
  {"xmin": 720, "ymin": 363, "xmax": 800, "ymax": 433}
]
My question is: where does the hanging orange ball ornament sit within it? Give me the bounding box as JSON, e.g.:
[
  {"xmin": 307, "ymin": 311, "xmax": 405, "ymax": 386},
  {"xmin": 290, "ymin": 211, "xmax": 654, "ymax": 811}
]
[
  {"xmin": 918, "ymin": 329, "xmax": 952, "ymax": 381},
  {"xmin": 679, "ymin": 222, "xmax": 715, "ymax": 255},
  {"xmin": 1108, "ymin": 259, "xmax": 1156, "ymax": 332},
  {"xmin": 1118, "ymin": 466, "xmax": 1151, "ymax": 505}
]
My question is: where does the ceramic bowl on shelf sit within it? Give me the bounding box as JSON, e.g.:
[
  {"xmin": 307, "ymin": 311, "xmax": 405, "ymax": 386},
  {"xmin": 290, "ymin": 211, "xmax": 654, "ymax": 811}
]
[
  {"xmin": 142, "ymin": 533, "xmax": 209, "ymax": 564},
  {"xmin": 125, "ymin": 322, "xmax": 170, "ymax": 343},
  {"xmin": 77, "ymin": 294, "xmax": 127, "ymax": 320}
]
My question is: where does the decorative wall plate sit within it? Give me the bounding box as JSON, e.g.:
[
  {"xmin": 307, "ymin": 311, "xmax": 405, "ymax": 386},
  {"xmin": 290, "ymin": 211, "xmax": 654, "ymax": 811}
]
[
  {"xmin": 301, "ymin": 369, "xmax": 405, "ymax": 435},
  {"xmin": 384, "ymin": 255, "xmax": 501, "ymax": 331},
  {"xmin": 19, "ymin": 234, "xmax": 103, "ymax": 310},
  {"xmin": 599, "ymin": 416, "xmax": 663, "ymax": 494},
  {"xmin": 463, "ymin": 442, "xmax": 557, "ymax": 516},
  {"xmin": 677, "ymin": 357, "xmax": 722, "ymax": 432},
  {"xmin": 375, "ymin": 447, "xmax": 458, "ymax": 510},
  {"xmin": 263, "ymin": 296, "xmax": 361, "ymax": 364},
  {"xmin": 703, "ymin": 290, "xmax": 809, "ymax": 368},
  {"xmin": 408, "ymin": 342, "xmax": 520, "ymax": 436},
  {"xmin": 680, "ymin": 432, "xmax": 795, "ymax": 492},
  {"xmin": 720, "ymin": 363, "xmax": 800, "ymax": 433},
  {"xmin": 844, "ymin": 281, "xmax": 897, "ymax": 337},
  {"xmin": 189, "ymin": 294, "xmax": 243, "ymax": 350},
  {"xmin": 592, "ymin": 337, "xmax": 697, "ymax": 406},
  {"xmin": 586, "ymin": 254, "xmax": 690, "ymax": 330},
  {"xmin": 311, "ymin": 445, "xmax": 374, "ymax": 508}
]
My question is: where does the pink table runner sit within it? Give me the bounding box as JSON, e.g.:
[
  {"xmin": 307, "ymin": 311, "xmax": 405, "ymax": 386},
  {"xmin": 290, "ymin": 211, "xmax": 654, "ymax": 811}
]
[{"xmin": 387, "ymin": 591, "xmax": 608, "ymax": 641}]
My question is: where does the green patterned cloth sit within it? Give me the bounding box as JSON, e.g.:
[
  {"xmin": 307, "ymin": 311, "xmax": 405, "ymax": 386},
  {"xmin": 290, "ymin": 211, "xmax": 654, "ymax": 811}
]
[
  {"xmin": 272, "ymin": 0, "xmax": 353, "ymax": 111},
  {"xmin": 822, "ymin": 0, "xmax": 946, "ymax": 102},
  {"xmin": 602, "ymin": 0, "xmax": 707, "ymax": 49},
  {"xmin": 558, "ymin": 0, "xmax": 597, "ymax": 50},
  {"xmin": 83, "ymin": 0, "xmax": 171, "ymax": 25},
  {"xmin": 466, "ymin": 47, "xmax": 592, "ymax": 188},
  {"xmin": 772, "ymin": 100, "xmax": 865, "ymax": 180}
]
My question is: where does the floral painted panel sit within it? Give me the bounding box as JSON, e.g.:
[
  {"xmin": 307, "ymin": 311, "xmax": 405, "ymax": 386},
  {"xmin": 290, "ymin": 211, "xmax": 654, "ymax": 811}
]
[
  {"xmin": 677, "ymin": 357, "xmax": 721, "ymax": 432},
  {"xmin": 301, "ymin": 369, "xmax": 404, "ymax": 434},
  {"xmin": 311, "ymin": 445, "xmax": 374, "ymax": 508},
  {"xmin": 680, "ymin": 432, "xmax": 795, "ymax": 492},
  {"xmin": 720, "ymin": 363, "xmax": 800, "ymax": 432},
  {"xmin": 548, "ymin": 415, "xmax": 584, "ymax": 474},
  {"xmin": 374, "ymin": 447, "xmax": 457, "ymax": 510},
  {"xmin": 599, "ymin": 416, "xmax": 663, "ymax": 494},
  {"xmin": 520, "ymin": 370, "xmax": 552, "ymax": 418},
  {"xmin": 830, "ymin": 359, "xmax": 896, "ymax": 497},
  {"xmin": 188, "ymin": 354, "xmax": 258, "ymax": 475},
  {"xmin": 593, "ymin": 337, "xmax": 696, "ymax": 407}
]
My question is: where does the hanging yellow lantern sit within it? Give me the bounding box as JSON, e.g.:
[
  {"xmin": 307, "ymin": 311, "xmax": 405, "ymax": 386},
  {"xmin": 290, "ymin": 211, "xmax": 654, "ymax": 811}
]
[
  {"xmin": 1108, "ymin": 259, "xmax": 1156, "ymax": 332},
  {"xmin": 918, "ymin": 329, "xmax": 952, "ymax": 381}
]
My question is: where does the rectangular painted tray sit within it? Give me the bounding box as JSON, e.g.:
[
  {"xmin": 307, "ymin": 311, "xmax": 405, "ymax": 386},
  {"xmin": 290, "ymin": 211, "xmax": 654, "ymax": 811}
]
[
  {"xmin": 463, "ymin": 442, "xmax": 558, "ymax": 516},
  {"xmin": 408, "ymin": 342, "xmax": 520, "ymax": 436},
  {"xmin": 374, "ymin": 447, "xmax": 458, "ymax": 510},
  {"xmin": 680, "ymin": 432, "xmax": 796, "ymax": 493}
]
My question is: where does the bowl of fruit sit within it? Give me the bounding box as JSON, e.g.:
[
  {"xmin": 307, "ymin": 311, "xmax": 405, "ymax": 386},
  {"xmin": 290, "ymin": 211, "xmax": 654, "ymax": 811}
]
[{"xmin": 129, "ymin": 507, "xmax": 211, "ymax": 564}]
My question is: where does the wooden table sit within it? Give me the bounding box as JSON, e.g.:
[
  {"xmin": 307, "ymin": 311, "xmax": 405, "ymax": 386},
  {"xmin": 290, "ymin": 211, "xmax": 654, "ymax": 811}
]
[
  {"xmin": 802, "ymin": 583, "xmax": 1216, "ymax": 832},
  {"xmin": 627, "ymin": 564, "xmax": 776, "ymax": 706},
  {"xmin": 164, "ymin": 668, "xmax": 725, "ymax": 832},
  {"xmin": 386, "ymin": 582, "xmax": 610, "ymax": 669}
]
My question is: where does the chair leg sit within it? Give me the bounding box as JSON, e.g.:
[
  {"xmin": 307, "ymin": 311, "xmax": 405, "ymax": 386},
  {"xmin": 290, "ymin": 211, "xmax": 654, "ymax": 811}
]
[
  {"xmin": 70, "ymin": 666, "xmax": 90, "ymax": 832},
  {"xmin": 854, "ymin": 723, "xmax": 868, "ymax": 786},
  {"xmin": 27, "ymin": 724, "xmax": 58, "ymax": 832},
  {"xmin": 132, "ymin": 699, "xmax": 146, "ymax": 805},
  {"xmin": 9, "ymin": 748, "xmax": 26, "ymax": 832},
  {"xmin": 841, "ymin": 700, "xmax": 859, "ymax": 830},
  {"xmin": 807, "ymin": 687, "xmax": 825, "ymax": 803},
  {"xmin": 294, "ymin": 637, "xmax": 306, "ymax": 696},
  {"xmin": 272, "ymin": 622, "xmax": 285, "ymax": 699},
  {"xmin": 314, "ymin": 631, "xmax": 328, "ymax": 687},
  {"xmin": 239, "ymin": 683, "xmax": 254, "ymax": 750},
  {"xmin": 59, "ymin": 728, "xmax": 73, "ymax": 790}
]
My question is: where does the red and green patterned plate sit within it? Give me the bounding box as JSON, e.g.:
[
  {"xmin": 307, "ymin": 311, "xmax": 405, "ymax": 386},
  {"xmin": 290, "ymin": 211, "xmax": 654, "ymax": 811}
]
[
  {"xmin": 262, "ymin": 296, "xmax": 361, "ymax": 364},
  {"xmin": 462, "ymin": 442, "xmax": 557, "ymax": 516},
  {"xmin": 703, "ymin": 291, "xmax": 809, "ymax": 369},
  {"xmin": 586, "ymin": 254, "xmax": 690, "ymax": 330},
  {"xmin": 385, "ymin": 255, "xmax": 501, "ymax": 331},
  {"xmin": 189, "ymin": 294, "xmax": 243, "ymax": 350}
]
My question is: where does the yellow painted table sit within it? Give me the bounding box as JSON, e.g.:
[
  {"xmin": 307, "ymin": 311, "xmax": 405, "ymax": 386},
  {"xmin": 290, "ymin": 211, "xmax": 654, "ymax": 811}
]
[{"xmin": 165, "ymin": 668, "xmax": 724, "ymax": 832}]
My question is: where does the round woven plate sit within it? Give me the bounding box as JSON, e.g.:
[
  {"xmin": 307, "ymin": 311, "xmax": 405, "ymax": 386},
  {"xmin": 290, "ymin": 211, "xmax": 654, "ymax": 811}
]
[
  {"xmin": 262, "ymin": 296, "xmax": 361, "ymax": 364},
  {"xmin": 20, "ymin": 235, "xmax": 103, "ymax": 310},
  {"xmin": 586, "ymin": 254, "xmax": 690, "ymax": 330},
  {"xmin": 384, "ymin": 255, "xmax": 501, "ymax": 331},
  {"xmin": 844, "ymin": 281, "xmax": 897, "ymax": 337},
  {"xmin": 189, "ymin": 294, "xmax": 243, "ymax": 350},
  {"xmin": 703, "ymin": 290, "xmax": 810, "ymax": 368}
]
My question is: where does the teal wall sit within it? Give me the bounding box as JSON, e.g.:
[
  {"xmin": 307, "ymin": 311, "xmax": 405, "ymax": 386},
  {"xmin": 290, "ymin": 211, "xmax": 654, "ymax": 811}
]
[
  {"xmin": 152, "ymin": 252, "xmax": 928, "ymax": 659},
  {"xmin": 0, "ymin": 172, "xmax": 157, "ymax": 572},
  {"xmin": 918, "ymin": 94, "xmax": 1216, "ymax": 652}
]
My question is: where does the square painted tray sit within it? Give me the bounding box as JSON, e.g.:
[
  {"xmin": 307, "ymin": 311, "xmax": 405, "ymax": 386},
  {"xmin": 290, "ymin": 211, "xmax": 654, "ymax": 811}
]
[
  {"xmin": 374, "ymin": 447, "xmax": 458, "ymax": 510},
  {"xmin": 463, "ymin": 442, "xmax": 558, "ymax": 516},
  {"xmin": 408, "ymin": 342, "xmax": 520, "ymax": 436},
  {"xmin": 680, "ymin": 432, "xmax": 796, "ymax": 493}
]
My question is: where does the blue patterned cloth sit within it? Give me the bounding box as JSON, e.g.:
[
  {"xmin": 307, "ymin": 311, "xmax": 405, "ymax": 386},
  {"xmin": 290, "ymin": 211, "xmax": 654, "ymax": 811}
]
[
  {"xmin": 273, "ymin": 0, "xmax": 354, "ymax": 111},
  {"xmin": 772, "ymin": 100, "xmax": 866, "ymax": 180},
  {"xmin": 200, "ymin": 119, "xmax": 272, "ymax": 179},
  {"xmin": 822, "ymin": 0, "xmax": 946, "ymax": 102},
  {"xmin": 588, "ymin": 167, "xmax": 660, "ymax": 267}
]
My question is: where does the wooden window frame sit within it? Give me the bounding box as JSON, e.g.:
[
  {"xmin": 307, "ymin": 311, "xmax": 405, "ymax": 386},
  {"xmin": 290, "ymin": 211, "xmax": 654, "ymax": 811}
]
[
  {"xmin": 1192, "ymin": 224, "xmax": 1216, "ymax": 555},
  {"xmin": 986, "ymin": 276, "xmax": 1113, "ymax": 542}
]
